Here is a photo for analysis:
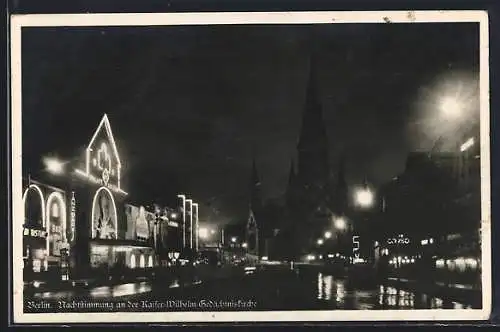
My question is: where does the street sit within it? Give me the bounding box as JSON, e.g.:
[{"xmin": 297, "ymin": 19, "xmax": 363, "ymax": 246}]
[{"xmin": 25, "ymin": 264, "xmax": 477, "ymax": 312}]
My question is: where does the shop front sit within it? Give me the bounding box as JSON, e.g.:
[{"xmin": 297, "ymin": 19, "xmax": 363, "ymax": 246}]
[{"xmin": 22, "ymin": 180, "xmax": 70, "ymax": 283}]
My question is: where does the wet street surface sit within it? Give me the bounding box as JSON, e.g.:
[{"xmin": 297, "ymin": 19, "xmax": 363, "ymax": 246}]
[{"xmin": 25, "ymin": 265, "xmax": 476, "ymax": 311}]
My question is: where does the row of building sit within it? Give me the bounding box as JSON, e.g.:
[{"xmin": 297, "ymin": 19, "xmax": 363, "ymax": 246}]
[
  {"xmin": 242, "ymin": 57, "xmax": 482, "ymax": 285},
  {"xmin": 22, "ymin": 114, "xmax": 192, "ymax": 283}
]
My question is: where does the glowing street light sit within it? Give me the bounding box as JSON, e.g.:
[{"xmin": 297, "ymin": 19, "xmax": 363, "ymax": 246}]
[
  {"xmin": 44, "ymin": 157, "xmax": 64, "ymax": 175},
  {"xmin": 460, "ymin": 137, "xmax": 475, "ymax": 152},
  {"xmin": 334, "ymin": 217, "xmax": 347, "ymax": 231},
  {"xmin": 355, "ymin": 188, "xmax": 374, "ymax": 208},
  {"xmin": 242, "ymin": 242, "xmax": 248, "ymax": 249},
  {"xmin": 199, "ymin": 227, "xmax": 209, "ymax": 240},
  {"xmin": 231, "ymin": 236, "xmax": 237, "ymax": 243},
  {"xmin": 317, "ymin": 238, "xmax": 324, "ymax": 245},
  {"xmin": 439, "ymin": 95, "xmax": 464, "ymax": 119},
  {"xmin": 324, "ymin": 231, "xmax": 332, "ymax": 239}
]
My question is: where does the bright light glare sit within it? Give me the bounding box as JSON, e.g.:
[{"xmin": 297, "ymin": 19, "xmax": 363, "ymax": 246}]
[
  {"xmin": 44, "ymin": 157, "xmax": 64, "ymax": 174},
  {"xmin": 231, "ymin": 237, "xmax": 237, "ymax": 243},
  {"xmin": 334, "ymin": 217, "xmax": 347, "ymax": 230},
  {"xmin": 324, "ymin": 231, "xmax": 332, "ymax": 239},
  {"xmin": 355, "ymin": 189, "xmax": 374, "ymax": 208},
  {"xmin": 317, "ymin": 239, "xmax": 324, "ymax": 245},
  {"xmin": 199, "ymin": 227, "xmax": 209, "ymax": 239},
  {"xmin": 460, "ymin": 137, "xmax": 475, "ymax": 152},
  {"xmin": 242, "ymin": 242, "xmax": 248, "ymax": 248},
  {"xmin": 439, "ymin": 96, "xmax": 463, "ymax": 118}
]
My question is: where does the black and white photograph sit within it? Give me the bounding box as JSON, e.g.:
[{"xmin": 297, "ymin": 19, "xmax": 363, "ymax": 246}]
[{"xmin": 10, "ymin": 11, "xmax": 491, "ymax": 323}]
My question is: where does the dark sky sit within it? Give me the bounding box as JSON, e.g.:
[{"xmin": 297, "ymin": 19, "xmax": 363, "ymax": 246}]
[{"xmin": 21, "ymin": 23, "xmax": 479, "ymax": 225}]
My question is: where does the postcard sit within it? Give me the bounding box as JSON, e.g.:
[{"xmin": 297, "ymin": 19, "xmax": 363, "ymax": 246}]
[{"xmin": 10, "ymin": 10, "xmax": 491, "ymax": 323}]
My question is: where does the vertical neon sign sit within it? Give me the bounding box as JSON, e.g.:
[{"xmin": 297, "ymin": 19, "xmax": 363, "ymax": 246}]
[
  {"xmin": 352, "ymin": 235, "xmax": 360, "ymax": 261},
  {"xmin": 70, "ymin": 191, "xmax": 76, "ymax": 243}
]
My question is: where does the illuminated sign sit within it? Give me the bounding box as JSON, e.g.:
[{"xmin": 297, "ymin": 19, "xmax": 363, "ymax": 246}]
[
  {"xmin": 74, "ymin": 114, "xmax": 127, "ymax": 195},
  {"xmin": 70, "ymin": 191, "xmax": 76, "ymax": 243},
  {"xmin": 23, "ymin": 184, "xmax": 46, "ymax": 227},
  {"xmin": 387, "ymin": 234, "xmax": 410, "ymax": 245},
  {"xmin": 168, "ymin": 221, "xmax": 179, "ymax": 228},
  {"xmin": 23, "ymin": 228, "xmax": 47, "ymax": 238},
  {"xmin": 46, "ymin": 191, "xmax": 67, "ymax": 257},
  {"xmin": 352, "ymin": 235, "xmax": 360, "ymax": 259}
]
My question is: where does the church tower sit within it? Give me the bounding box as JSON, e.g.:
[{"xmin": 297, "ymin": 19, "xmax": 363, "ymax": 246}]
[
  {"xmin": 282, "ymin": 55, "xmax": 333, "ymax": 259},
  {"xmin": 296, "ymin": 57, "xmax": 330, "ymax": 197}
]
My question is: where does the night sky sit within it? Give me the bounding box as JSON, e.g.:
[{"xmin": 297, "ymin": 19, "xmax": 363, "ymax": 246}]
[{"xmin": 21, "ymin": 23, "xmax": 479, "ymax": 225}]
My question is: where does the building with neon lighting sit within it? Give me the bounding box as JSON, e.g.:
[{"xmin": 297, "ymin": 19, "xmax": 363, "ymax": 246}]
[{"xmin": 22, "ymin": 114, "xmax": 183, "ymax": 282}]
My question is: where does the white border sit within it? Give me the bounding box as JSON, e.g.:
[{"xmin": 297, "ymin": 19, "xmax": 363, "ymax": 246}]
[{"xmin": 11, "ymin": 10, "xmax": 491, "ymax": 323}]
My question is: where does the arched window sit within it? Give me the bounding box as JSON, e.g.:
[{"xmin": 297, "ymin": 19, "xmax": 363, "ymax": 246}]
[
  {"xmin": 139, "ymin": 254, "xmax": 145, "ymax": 268},
  {"xmin": 91, "ymin": 187, "xmax": 118, "ymax": 239},
  {"xmin": 130, "ymin": 254, "xmax": 136, "ymax": 269}
]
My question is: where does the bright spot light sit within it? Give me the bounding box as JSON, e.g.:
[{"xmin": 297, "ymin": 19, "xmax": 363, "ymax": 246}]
[
  {"xmin": 355, "ymin": 188, "xmax": 374, "ymax": 208},
  {"xmin": 439, "ymin": 96, "xmax": 463, "ymax": 118},
  {"xmin": 170, "ymin": 212, "xmax": 178, "ymax": 219},
  {"xmin": 199, "ymin": 228, "xmax": 209, "ymax": 239},
  {"xmin": 242, "ymin": 242, "xmax": 248, "ymax": 248},
  {"xmin": 324, "ymin": 231, "xmax": 332, "ymax": 239},
  {"xmin": 231, "ymin": 237, "xmax": 237, "ymax": 243},
  {"xmin": 460, "ymin": 137, "xmax": 475, "ymax": 152},
  {"xmin": 334, "ymin": 217, "xmax": 347, "ymax": 230},
  {"xmin": 44, "ymin": 157, "xmax": 64, "ymax": 175},
  {"xmin": 261, "ymin": 256, "xmax": 268, "ymax": 261},
  {"xmin": 317, "ymin": 238, "xmax": 324, "ymax": 245},
  {"xmin": 307, "ymin": 254, "xmax": 315, "ymax": 261}
]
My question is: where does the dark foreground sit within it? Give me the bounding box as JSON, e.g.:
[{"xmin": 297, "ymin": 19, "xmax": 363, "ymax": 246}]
[{"xmin": 24, "ymin": 265, "xmax": 479, "ymax": 312}]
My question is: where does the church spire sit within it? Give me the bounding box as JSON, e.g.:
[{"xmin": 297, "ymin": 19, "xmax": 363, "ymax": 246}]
[{"xmin": 296, "ymin": 54, "xmax": 329, "ymax": 188}]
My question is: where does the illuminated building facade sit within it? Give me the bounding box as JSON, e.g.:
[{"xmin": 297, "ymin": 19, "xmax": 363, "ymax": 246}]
[
  {"xmin": 22, "ymin": 179, "xmax": 70, "ymax": 281},
  {"xmin": 22, "ymin": 114, "xmax": 184, "ymax": 281}
]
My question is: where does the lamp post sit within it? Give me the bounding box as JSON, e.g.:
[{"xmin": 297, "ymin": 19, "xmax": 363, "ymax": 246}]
[{"xmin": 177, "ymin": 194, "xmax": 186, "ymax": 248}]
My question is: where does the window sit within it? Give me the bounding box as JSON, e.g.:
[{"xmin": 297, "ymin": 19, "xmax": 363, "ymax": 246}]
[
  {"xmin": 139, "ymin": 254, "xmax": 145, "ymax": 268},
  {"xmin": 130, "ymin": 254, "xmax": 136, "ymax": 269}
]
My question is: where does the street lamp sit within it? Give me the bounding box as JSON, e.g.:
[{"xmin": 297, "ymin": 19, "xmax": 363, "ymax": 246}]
[
  {"xmin": 44, "ymin": 157, "xmax": 64, "ymax": 175},
  {"xmin": 231, "ymin": 236, "xmax": 237, "ymax": 243},
  {"xmin": 334, "ymin": 217, "xmax": 347, "ymax": 231},
  {"xmin": 324, "ymin": 231, "xmax": 332, "ymax": 239},
  {"xmin": 355, "ymin": 188, "xmax": 374, "ymax": 208},
  {"xmin": 439, "ymin": 95, "xmax": 464, "ymax": 119},
  {"xmin": 242, "ymin": 242, "xmax": 248, "ymax": 249},
  {"xmin": 177, "ymin": 194, "xmax": 186, "ymax": 248},
  {"xmin": 199, "ymin": 227, "xmax": 209, "ymax": 240},
  {"xmin": 317, "ymin": 239, "xmax": 324, "ymax": 246}
]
